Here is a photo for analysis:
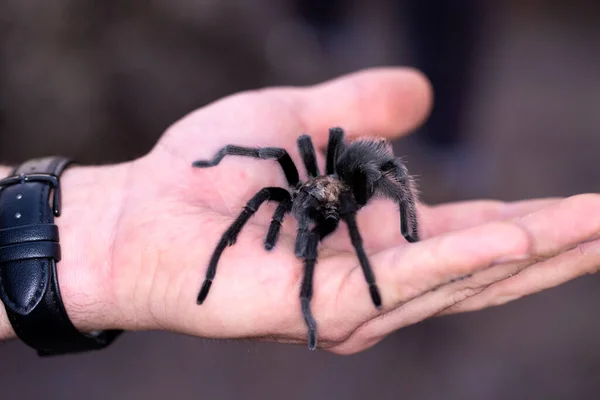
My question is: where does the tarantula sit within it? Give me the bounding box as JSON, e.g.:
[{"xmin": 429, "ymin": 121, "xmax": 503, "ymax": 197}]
[{"xmin": 192, "ymin": 127, "xmax": 419, "ymax": 350}]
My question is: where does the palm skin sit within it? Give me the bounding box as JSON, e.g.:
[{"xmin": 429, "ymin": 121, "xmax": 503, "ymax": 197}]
[{"xmin": 96, "ymin": 68, "xmax": 600, "ymax": 354}]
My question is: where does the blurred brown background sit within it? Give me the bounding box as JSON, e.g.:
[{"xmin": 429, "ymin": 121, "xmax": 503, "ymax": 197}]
[{"xmin": 1, "ymin": 1, "xmax": 600, "ymax": 399}]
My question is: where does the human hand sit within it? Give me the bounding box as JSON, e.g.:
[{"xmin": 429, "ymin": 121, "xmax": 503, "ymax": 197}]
[{"xmin": 3, "ymin": 68, "xmax": 598, "ymax": 355}]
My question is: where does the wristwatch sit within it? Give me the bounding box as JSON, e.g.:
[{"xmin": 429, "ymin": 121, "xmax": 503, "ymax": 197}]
[{"xmin": 0, "ymin": 157, "xmax": 122, "ymax": 356}]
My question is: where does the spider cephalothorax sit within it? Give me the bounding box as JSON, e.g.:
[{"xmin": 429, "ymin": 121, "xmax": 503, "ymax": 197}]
[{"xmin": 192, "ymin": 127, "xmax": 419, "ymax": 350}]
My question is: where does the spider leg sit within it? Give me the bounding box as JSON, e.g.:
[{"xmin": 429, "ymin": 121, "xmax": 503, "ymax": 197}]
[
  {"xmin": 197, "ymin": 187, "xmax": 291, "ymax": 304},
  {"xmin": 299, "ymin": 220, "xmax": 338, "ymax": 350},
  {"xmin": 342, "ymin": 213, "xmax": 382, "ymax": 308},
  {"xmin": 376, "ymin": 159, "xmax": 420, "ymax": 242},
  {"xmin": 264, "ymin": 198, "xmax": 292, "ymax": 250},
  {"xmin": 300, "ymin": 232, "xmax": 319, "ymax": 350},
  {"xmin": 297, "ymin": 135, "xmax": 320, "ymax": 177},
  {"xmin": 294, "ymin": 213, "xmax": 311, "ymax": 257},
  {"xmin": 340, "ymin": 194, "xmax": 382, "ymax": 308},
  {"xmin": 192, "ymin": 145, "xmax": 300, "ymax": 187},
  {"xmin": 325, "ymin": 127, "xmax": 345, "ymax": 175}
]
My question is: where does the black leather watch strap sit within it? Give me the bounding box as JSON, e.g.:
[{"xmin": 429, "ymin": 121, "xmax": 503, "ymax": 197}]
[{"xmin": 0, "ymin": 157, "xmax": 122, "ymax": 356}]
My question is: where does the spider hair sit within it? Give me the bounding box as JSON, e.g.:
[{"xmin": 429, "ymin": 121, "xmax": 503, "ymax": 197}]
[{"xmin": 192, "ymin": 127, "xmax": 419, "ymax": 350}]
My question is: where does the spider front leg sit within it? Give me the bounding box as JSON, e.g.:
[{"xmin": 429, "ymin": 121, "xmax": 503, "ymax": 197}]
[
  {"xmin": 377, "ymin": 159, "xmax": 420, "ymax": 243},
  {"xmin": 297, "ymin": 135, "xmax": 320, "ymax": 177},
  {"xmin": 325, "ymin": 127, "xmax": 345, "ymax": 175},
  {"xmin": 197, "ymin": 187, "xmax": 290, "ymax": 304}
]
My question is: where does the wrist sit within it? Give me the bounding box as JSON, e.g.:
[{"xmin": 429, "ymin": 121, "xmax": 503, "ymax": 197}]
[
  {"xmin": 0, "ymin": 162, "xmax": 131, "ymax": 341},
  {"xmin": 55, "ymin": 163, "xmax": 131, "ymax": 333}
]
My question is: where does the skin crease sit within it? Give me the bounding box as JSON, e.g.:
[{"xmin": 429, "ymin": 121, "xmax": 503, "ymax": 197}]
[{"xmin": 1, "ymin": 67, "xmax": 599, "ymax": 354}]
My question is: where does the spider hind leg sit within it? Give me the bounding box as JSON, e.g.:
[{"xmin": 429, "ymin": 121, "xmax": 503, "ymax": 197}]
[
  {"xmin": 340, "ymin": 194, "xmax": 382, "ymax": 309},
  {"xmin": 192, "ymin": 145, "xmax": 300, "ymax": 187},
  {"xmin": 299, "ymin": 231, "xmax": 319, "ymax": 349},
  {"xmin": 299, "ymin": 219, "xmax": 338, "ymax": 350},
  {"xmin": 264, "ymin": 199, "xmax": 292, "ymax": 250}
]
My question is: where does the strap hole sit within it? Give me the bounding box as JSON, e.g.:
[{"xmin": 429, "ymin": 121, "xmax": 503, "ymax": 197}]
[
  {"xmin": 15, "ymin": 212, "xmax": 21, "ymax": 219},
  {"xmin": 16, "ymin": 194, "xmax": 23, "ymax": 199}
]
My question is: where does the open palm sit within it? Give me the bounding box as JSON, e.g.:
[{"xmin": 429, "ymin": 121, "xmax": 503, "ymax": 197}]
[{"xmin": 110, "ymin": 68, "xmax": 600, "ymax": 354}]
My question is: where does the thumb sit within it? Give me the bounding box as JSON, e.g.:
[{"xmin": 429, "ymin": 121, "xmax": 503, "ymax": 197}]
[{"xmin": 283, "ymin": 67, "xmax": 433, "ymax": 145}]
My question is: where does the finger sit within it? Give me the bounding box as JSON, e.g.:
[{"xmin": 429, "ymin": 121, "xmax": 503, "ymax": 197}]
[
  {"xmin": 334, "ymin": 220, "xmax": 531, "ymax": 320},
  {"xmin": 400, "ymin": 194, "xmax": 600, "ymax": 311},
  {"xmin": 324, "ymin": 220, "xmax": 530, "ymax": 353},
  {"xmin": 161, "ymin": 67, "xmax": 431, "ymax": 168},
  {"xmin": 273, "ymin": 67, "xmax": 433, "ymax": 145},
  {"xmin": 420, "ymin": 197, "xmax": 562, "ymax": 238},
  {"xmin": 335, "ymin": 194, "xmax": 600, "ymax": 352},
  {"xmin": 324, "ymin": 197, "xmax": 560, "ymax": 254},
  {"xmin": 440, "ymin": 238, "xmax": 600, "ymax": 315}
]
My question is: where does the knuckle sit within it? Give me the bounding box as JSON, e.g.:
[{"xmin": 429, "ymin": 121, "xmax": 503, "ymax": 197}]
[
  {"xmin": 451, "ymin": 285, "xmax": 483, "ymax": 305},
  {"xmin": 321, "ymin": 328, "xmax": 352, "ymax": 346},
  {"xmin": 576, "ymin": 241, "xmax": 591, "ymax": 257}
]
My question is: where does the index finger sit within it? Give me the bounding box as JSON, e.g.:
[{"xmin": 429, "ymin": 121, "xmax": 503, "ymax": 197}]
[{"xmin": 334, "ymin": 220, "xmax": 532, "ymax": 319}]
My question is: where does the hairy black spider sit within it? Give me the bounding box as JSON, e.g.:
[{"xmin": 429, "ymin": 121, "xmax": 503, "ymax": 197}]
[{"xmin": 192, "ymin": 127, "xmax": 419, "ymax": 350}]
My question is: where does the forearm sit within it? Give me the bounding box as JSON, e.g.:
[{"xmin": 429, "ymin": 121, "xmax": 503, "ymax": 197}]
[
  {"xmin": 0, "ymin": 166, "xmax": 13, "ymax": 340},
  {"xmin": 0, "ymin": 307, "xmax": 12, "ymax": 340},
  {"xmin": 0, "ymin": 162, "xmax": 130, "ymax": 342}
]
